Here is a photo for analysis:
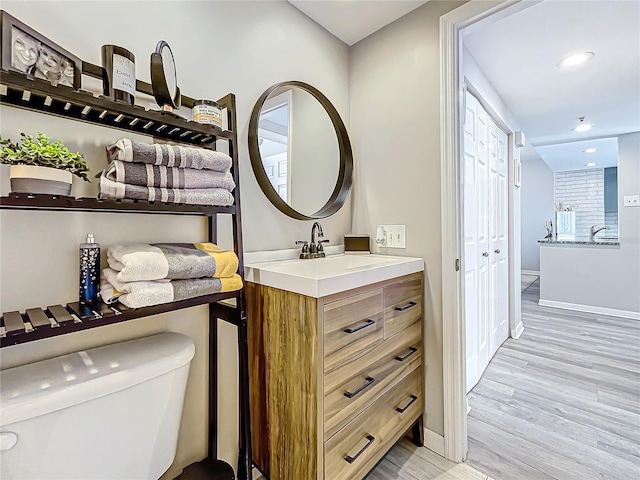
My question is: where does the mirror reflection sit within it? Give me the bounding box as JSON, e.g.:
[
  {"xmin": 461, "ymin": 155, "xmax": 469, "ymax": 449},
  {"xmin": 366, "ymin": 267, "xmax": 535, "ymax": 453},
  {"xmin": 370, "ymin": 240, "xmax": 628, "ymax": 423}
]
[
  {"xmin": 162, "ymin": 45, "xmax": 177, "ymax": 99},
  {"xmin": 257, "ymin": 86, "xmax": 340, "ymax": 216}
]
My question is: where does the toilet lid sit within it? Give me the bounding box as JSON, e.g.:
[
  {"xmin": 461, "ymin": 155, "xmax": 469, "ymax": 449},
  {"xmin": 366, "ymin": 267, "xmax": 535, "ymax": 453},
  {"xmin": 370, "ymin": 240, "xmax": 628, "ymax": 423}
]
[{"xmin": 0, "ymin": 332, "xmax": 194, "ymax": 426}]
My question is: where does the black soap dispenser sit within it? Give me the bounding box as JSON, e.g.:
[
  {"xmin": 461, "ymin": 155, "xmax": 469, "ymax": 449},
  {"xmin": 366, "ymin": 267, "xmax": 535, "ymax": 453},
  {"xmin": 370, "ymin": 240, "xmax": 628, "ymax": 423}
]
[{"xmin": 79, "ymin": 233, "xmax": 100, "ymax": 305}]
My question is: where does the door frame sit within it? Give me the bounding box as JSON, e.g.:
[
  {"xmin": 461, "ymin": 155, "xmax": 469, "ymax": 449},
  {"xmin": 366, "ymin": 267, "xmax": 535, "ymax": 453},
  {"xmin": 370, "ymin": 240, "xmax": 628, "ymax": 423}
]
[{"xmin": 439, "ymin": 0, "xmax": 538, "ymax": 463}]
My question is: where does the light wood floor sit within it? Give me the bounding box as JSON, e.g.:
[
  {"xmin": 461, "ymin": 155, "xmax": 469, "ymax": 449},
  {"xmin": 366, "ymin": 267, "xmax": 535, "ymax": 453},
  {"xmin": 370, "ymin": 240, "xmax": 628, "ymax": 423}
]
[{"xmin": 466, "ymin": 280, "xmax": 640, "ymax": 479}]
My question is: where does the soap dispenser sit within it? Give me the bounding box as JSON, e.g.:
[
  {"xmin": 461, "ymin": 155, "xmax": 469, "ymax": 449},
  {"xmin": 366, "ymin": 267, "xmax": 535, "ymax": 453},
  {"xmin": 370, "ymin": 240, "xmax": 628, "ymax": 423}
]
[{"xmin": 79, "ymin": 233, "xmax": 100, "ymax": 304}]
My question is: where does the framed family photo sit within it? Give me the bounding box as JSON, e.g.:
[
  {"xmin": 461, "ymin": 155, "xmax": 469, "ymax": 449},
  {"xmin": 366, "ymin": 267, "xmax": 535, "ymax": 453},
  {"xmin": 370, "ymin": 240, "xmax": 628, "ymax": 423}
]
[{"xmin": 1, "ymin": 10, "xmax": 81, "ymax": 90}]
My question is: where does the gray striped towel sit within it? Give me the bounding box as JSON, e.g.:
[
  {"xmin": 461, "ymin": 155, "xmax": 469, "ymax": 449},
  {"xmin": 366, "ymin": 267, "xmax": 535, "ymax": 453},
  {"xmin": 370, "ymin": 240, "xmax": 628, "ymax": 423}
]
[
  {"xmin": 99, "ymin": 172, "xmax": 234, "ymax": 206},
  {"xmin": 104, "ymin": 160, "xmax": 235, "ymax": 191},
  {"xmin": 106, "ymin": 139, "xmax": 232, "ymax": 172}
]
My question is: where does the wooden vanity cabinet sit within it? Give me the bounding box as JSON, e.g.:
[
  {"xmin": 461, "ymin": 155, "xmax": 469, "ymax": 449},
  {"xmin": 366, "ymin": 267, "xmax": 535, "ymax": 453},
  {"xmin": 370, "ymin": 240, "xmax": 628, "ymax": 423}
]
[{"xmin": 247, "ymin": 272, "xmax": 423, "ymax": 480}]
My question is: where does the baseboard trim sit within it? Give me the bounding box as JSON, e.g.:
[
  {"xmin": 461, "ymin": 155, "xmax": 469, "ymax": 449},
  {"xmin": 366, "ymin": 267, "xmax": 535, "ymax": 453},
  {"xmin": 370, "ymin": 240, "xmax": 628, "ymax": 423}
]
[
  {"xmin": 511, "ymin": 321, "xmax": 525, "ymax": 339},
  {"xmin": 521, "ymin": 270, "xmax": 540, "ymax": 276},
  {"xmin": 423, "ymin": 428, "xmax": 445, "ymax": 457},
  {"xmin": 538, "ymin": 299, "xmax": 640, "ymax": 320}
]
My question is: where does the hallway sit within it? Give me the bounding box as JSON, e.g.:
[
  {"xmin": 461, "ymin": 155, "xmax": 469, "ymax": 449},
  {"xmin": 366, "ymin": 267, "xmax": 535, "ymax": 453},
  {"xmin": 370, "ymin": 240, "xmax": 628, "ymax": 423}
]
[{"xmin": 465, "ymin": 280, "xmax": 640, "ymax": 479}]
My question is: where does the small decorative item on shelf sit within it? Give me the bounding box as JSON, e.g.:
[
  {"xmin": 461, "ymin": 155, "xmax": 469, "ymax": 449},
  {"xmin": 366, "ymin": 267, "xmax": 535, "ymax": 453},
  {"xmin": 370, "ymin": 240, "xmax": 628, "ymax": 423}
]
[
  {"xmin": 79, "ymin": 233, "xmax": 100, "ymax": 305},
  {"xmin": 0, "ymin": 132, "xmax": 90, "ymax": 195},
  {"xmin": 150, "ymin": 40, "xmax": 181, "ymax": 113},
  {"xmin": 193, "ymin": 99, "xmax": 223, "ymax": 129},
  {"xmin": 0, "ymin": 10, "xmax": 81, "ymax": 89},
  {"xmin": 544, "ymin": 219, "xmax": 553, "ymax": 240},
  {"xmin": 101, "ymin": 44, "xmax": 136, "ymax": 105}
]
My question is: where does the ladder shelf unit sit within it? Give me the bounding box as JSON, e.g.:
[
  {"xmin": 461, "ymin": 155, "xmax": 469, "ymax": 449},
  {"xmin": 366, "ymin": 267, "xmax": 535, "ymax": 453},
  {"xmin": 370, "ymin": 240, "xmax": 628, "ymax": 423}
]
[{"xmin": 0, "ymin": 68, "xmax": 251, "ymax": 480}]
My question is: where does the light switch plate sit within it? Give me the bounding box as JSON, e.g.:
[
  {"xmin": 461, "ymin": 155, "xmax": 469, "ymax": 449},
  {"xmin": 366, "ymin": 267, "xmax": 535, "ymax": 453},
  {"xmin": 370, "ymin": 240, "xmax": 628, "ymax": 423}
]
[
  {"xmin": 623, "ymin": 195, "xmax": 640, "ymax": 207},
  {"xmin": 377, "ymin": 224, "xmax": 406, "ymax": 248}
]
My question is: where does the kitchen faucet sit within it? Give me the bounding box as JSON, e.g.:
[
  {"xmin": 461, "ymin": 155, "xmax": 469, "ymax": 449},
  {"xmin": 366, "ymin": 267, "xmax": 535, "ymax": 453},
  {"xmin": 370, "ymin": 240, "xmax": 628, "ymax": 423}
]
[{"xmin": 590, "ymin": 225, "xmax": 609, "ymax": 241}]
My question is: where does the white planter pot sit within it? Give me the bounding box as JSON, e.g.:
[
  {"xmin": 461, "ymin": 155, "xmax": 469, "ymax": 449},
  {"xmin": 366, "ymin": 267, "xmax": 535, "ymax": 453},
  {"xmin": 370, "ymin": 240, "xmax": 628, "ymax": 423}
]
[{"xmin": 9, "ymin": 165, "xmax": 73, "ymax": 196}]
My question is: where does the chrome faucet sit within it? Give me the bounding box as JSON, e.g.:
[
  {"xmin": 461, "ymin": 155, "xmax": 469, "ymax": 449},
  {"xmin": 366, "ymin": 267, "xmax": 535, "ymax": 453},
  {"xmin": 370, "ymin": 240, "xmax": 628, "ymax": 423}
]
[
  {"xmin": 296, "ymin": 222, "xmax": 329, "ymax": 259},
  {"xmin": 590, "ymin": 225, "xmax": 609, "ymax": 241}
]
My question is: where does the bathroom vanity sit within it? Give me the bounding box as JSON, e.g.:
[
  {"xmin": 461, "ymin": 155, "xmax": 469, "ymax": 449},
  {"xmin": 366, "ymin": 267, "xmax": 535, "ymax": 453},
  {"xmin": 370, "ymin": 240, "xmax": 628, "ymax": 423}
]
[{"xmin": 245, "ymin": 254, "xmax": 424, "ymax": 480}]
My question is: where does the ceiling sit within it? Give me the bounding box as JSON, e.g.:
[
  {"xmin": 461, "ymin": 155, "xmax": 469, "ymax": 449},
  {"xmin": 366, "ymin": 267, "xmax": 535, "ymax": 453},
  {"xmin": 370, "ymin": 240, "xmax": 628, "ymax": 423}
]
[
  {"xmin": 287, "ymin": 0, "xmax": 639, "ymax": 173},
  {"xmin": 464, "ymin": 0, "xmax": 640, "ymax": 169},
  {"xmin": 288, "ymin": 0, "xmax": 429, "ymax": 46}
]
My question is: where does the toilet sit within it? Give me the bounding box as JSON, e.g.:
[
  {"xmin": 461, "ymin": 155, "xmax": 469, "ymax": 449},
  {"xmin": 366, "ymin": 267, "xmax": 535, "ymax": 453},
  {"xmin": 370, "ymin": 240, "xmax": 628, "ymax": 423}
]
[{"xmin": 0, "ymin": 332, "xmax": 195, "ymax": 480}]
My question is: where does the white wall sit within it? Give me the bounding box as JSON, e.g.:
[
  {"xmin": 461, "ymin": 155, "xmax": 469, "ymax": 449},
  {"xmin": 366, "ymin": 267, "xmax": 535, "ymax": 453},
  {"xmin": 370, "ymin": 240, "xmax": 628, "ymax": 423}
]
[
  {"xmin": 0, "ymin": 1, "xmax": 350, "ymax": 477},
  {"xmin": 350, "ymin": 0, "xmax": 465, "ymax": 437},
  {"xmin": 521, "ymin": 158, "xmax": 554, "ymax": 272},
  {"xmin": 540, "ymin": 132, "xmax": 640, "ymax": 314}
]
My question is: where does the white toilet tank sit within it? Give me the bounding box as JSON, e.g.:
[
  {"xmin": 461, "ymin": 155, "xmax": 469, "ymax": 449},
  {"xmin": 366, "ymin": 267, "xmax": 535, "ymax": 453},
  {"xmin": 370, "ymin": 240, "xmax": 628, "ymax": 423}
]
[{"xmin": 0, "ymin": 332, "xmax": 195, "ymax": 480}]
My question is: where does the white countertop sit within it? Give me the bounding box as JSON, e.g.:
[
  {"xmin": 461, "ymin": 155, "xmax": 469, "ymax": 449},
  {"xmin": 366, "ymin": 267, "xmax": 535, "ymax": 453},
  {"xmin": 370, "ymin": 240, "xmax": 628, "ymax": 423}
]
[{"xmin": 244, "ymin": 253, "xmax": 424, "ymax": 298}]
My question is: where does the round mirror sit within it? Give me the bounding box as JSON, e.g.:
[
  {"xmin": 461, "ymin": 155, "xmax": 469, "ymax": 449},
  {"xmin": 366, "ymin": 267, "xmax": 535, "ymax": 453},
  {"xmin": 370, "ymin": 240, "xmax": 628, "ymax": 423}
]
[
  {"xmin": 248, "ymin": 81, "xmax": 353, "ymax": 220},
  {"xmin": 150, "ymin": 40, "xmax": 181, "ymax": 110}
]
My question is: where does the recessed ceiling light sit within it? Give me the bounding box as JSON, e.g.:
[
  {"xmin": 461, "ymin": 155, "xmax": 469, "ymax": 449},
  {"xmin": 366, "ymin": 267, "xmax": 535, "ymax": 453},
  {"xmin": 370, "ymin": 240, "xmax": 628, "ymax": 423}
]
[
  {"xmin": 585, "ymin": 162, "xmax": 597, "ymax": 167},
  {"xmin": 557, "ymin": 52, "xmax": 595, "ymax": 69},
  {"xmin": 573, "ymin": 117, "xmax": 592, "ymax": 132},
  {"xmin": 584, "ymin": 148, "xmax": 597, "ymax": 153}
]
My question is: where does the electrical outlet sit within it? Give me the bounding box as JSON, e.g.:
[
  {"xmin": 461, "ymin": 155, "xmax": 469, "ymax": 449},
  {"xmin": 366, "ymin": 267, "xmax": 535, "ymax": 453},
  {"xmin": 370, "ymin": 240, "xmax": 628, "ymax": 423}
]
[
  {"xmin": 624, "ymin": 195, "xmax": 640, "ymax": 207},
  {"xmin": 377, "ymin": 224, "xmax": 406, "ymax": 248}
]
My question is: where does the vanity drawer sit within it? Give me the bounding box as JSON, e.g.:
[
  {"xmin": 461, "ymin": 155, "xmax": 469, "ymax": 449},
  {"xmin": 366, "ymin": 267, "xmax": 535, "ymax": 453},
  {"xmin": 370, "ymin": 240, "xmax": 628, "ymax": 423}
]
[
  {"xmin": 384, "ymin": 276, "xmax": 422, "ymax": 339},
  {"xmin": 324, "ymin": 367, "xmax": 423, "ymax": 480},
  {"xmin": 324, "ymin": 288, "xmax": 384, "ymax": 372},
  {"xmin": 324, "ymin": 322, "xmax": 421, "ymax": 439}
]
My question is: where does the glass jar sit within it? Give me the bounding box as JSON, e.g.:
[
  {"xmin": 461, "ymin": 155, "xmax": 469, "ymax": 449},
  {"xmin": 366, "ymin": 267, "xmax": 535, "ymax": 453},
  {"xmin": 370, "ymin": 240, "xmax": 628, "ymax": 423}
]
[{"xmin": 193, "ymin": 99, "xmax": 222, "ymax": 129}]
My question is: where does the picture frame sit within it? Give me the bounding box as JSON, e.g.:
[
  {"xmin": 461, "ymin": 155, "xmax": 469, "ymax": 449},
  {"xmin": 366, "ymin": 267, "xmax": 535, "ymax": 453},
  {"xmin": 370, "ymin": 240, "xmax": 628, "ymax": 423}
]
[{"xmin": 0, "ymin": 10, "xmax": 81, "ymax": 90}]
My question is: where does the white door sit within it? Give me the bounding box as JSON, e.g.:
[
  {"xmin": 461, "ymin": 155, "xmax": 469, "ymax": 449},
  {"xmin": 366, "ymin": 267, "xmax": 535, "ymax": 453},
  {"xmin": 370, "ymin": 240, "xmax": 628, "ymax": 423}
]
[
  {"xmin": 464, "ymin": 91, "xmax": 509, "ymax": 393},
  {"xmin": 488, "ymin": 119, "xmax": 509, "ymax": 357},
  {"xmin": 463, "ymin": 93, "xmax": 490, "ymax": 392}
]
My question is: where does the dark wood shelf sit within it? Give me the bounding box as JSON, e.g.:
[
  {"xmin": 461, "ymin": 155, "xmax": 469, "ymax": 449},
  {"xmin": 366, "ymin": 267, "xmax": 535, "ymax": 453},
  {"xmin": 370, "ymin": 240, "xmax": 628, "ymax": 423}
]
[
  {"xmin": 0, "ymin": 70, "xmax": 232, "ymax": 145},
  {"xmin": 0, "ymin": 291, "xmax": 241, "ymax": 348},
  {"xmin": 1, "ymin": 67, "xmax": 252, "ymax": 479},
  {"xmin": 0, "ymin": 193, "xmax": 236, "ymax": 215}
]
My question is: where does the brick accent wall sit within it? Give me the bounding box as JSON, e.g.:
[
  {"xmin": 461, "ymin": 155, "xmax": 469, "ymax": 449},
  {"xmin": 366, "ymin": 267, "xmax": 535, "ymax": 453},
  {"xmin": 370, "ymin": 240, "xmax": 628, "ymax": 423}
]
[{"xmin": 555, "ymin": 169, "xmax": 604, "ymax": 236}]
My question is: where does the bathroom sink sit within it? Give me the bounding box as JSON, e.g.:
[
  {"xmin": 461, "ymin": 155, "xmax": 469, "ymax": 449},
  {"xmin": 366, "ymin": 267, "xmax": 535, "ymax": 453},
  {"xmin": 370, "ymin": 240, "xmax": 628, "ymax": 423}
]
[{"xmin": 245, "ymin": 254, "xmax": 424, "ymax": 297}]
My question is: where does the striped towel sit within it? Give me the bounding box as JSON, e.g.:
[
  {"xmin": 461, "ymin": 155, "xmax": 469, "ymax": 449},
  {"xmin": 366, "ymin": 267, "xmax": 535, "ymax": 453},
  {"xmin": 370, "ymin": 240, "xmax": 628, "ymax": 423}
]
[
  {"xmin": 101, "ymin": 268, "xmax": 243, "ymax": 308},
  {"xmin": 106, "ymin": 139, "xmax": 232, "ymax": 172},
  {"xmin": 99, "ymin": 172, "xmax": 234, "ymax": 206},
  {"xmin": 107, "ymin": 243, "xmax": 239, "ymax": 282},
  {"xmin": 104, "ymin": 160, "xmax": 235, "ymax": 191}
]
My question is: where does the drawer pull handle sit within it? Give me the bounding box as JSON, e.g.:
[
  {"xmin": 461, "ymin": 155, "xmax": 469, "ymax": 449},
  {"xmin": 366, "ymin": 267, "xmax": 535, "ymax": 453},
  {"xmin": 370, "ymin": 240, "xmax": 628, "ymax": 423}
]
[
  {"xmin": 344, "ymin": 376, "xmax": 375, "ymax": 399},
  {"xmin": 344, "ymin": 434, "xmax": 375, "ymax": 464},
  {"xmin": 344, "ymin": 318, "xmax": 375, "ymax": 334},
  {"xmin": 396, "ymin": 394, "xmax": 418, "ymax": 413},
  {"xmin": 395, "ymin": 346, "xmax": 418, "ymax": 362},
  {"xmin": 395, "ymin": 301, "xmax": 417, "ymax": 312}
]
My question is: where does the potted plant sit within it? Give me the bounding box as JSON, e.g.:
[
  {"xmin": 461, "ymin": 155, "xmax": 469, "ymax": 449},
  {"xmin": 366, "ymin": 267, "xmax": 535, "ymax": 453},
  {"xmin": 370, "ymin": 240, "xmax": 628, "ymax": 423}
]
[{"xmin": 0, "ymin": 132, "xmax": 90, "ymax": 195}]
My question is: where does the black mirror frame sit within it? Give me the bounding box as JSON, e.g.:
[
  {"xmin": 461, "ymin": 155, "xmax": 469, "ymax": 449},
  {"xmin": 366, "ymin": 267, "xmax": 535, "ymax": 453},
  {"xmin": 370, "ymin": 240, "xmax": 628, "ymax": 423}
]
[
  {"xmin": 150, "ymin": 40, "xmax": 181, "ymax": 110},
  {"xmin": 248, "ymin": 81, "xmax": 353, "ymax": 220}
]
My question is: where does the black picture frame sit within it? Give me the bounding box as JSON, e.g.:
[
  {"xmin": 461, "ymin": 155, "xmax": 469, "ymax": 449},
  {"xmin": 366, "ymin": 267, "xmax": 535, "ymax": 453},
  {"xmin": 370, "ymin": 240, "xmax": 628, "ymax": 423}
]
[{"xmin": 0, "ymin": 10, "xmax": 81, "ymax": 90}]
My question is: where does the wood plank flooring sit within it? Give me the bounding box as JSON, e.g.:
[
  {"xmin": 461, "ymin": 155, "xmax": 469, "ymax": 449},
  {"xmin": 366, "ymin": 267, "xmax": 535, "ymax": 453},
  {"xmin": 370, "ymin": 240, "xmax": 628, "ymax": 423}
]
[{"xmin": 466, "ymin": 280, "xmax": 640, "ymax": 480}]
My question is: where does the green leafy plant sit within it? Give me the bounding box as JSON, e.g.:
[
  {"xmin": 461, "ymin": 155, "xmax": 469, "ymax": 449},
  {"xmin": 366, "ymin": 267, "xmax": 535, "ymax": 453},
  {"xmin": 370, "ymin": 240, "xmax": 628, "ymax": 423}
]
[{"xmin": 0, "ymin": 132, "xmax": 90, "ymax": 182}]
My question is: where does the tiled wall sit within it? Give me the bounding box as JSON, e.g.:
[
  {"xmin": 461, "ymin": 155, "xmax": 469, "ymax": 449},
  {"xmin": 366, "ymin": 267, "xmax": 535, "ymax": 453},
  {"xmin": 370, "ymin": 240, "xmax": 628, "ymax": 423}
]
[{"xmin": 555, "ymin": 169, "xmax": 604, "ymax": 236}]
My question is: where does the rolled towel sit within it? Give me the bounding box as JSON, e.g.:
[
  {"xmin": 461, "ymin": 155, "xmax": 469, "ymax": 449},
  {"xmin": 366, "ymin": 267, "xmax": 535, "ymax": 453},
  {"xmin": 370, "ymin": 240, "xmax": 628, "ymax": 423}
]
[
  {"xmin": 99, "ymin": 172, "xmax": 234, "ymax": 206},
  {"xmin": 102, "ymin": 268, "xmax": 243, "ymax": 309},
  {"xmin": 106, "ymin": 139, "xmax": 232, "ymax": 172},
  {"xmin": 107, "ymin": 242, "xmax": 239, "ymax": 282},
  {"xmin": 104, "ymin": 160, "xmax": 235, "ymax": 191}
]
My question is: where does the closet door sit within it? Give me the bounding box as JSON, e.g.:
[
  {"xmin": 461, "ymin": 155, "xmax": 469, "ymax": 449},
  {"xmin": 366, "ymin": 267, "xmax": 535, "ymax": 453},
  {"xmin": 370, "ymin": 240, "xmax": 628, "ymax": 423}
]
[
  {"xmin": 463, "ymin": 92, "xmax": 490, "ymax": 392},
  {"xmin": 488, "ymin": 119, "xmax": 509, "ymax": 357}
]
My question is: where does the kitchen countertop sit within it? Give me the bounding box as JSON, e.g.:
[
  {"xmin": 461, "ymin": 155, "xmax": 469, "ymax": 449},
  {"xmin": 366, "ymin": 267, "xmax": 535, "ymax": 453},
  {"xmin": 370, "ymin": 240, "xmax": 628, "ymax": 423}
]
[{"xmin": 538, "ymin": 237, "xmax": 620, "ymax": 246}]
